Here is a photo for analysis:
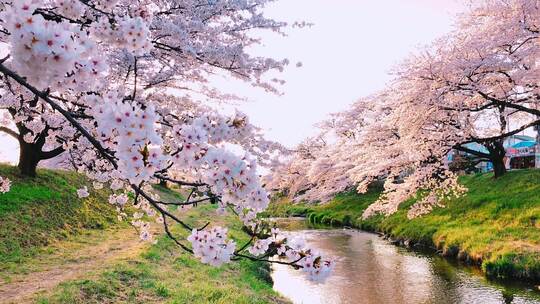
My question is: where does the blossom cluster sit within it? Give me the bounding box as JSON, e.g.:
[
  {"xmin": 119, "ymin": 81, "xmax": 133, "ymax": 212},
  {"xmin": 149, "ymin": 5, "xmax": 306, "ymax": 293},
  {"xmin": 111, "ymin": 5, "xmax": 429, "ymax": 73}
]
[
  {"xmin": 94, "ymin": 0, "xmax": 121, "ymax": 12},
  {"xmin": 0, "ymin": 176, "xmax": 10, "ymax": 193},
  {"xmin": 281, "ymin": 235, "xmax": 334, "ymax": 282},
  {"xmin": 54, "ymin": 0, "xmax": 85, "ymax": 19},
  {"xmin": 108, "ymin": 193, "xmax": 129, "ymax": 206},
  {"xmin": 202, "ymin": 149, "xmax": 269, "ymax": 224},
  {"xmin": 168, "ymin": 113, "xmax": 271, "ymax": 225},
  {"xmin": 91, "ymin": 93, "xmax": 167, "ymax": 185},
  {"xmin": 170, "ymin": 112, "xmax": 257, "ymax": 167},
  {"xmin": 2, "ymin": 0, "xmax": 106, "ymax": 91},
  {"xmin": 298, "ymin": 252, "xmax": 334, "ymax": 282},
  {"xmin": 187, "ymin": 227, "xmax": 236, "ymax": 266},
  {"xmin": 76, "ymin": 186, "xmax": 89, "ymax": 198},
  {"xmin": 248, "ymin": 238, "xmax": 270, "ymax": 256},
  {"xmin": 132, "ymin": 218, "xmax": 154, "ymax": 242},
  {"xmin": 246, "ymin": 228, "xmax": 334, "ymax": 282},
  {"xmin": 91, "ymin": 16, "xmax": 153, "ymax": 56}
]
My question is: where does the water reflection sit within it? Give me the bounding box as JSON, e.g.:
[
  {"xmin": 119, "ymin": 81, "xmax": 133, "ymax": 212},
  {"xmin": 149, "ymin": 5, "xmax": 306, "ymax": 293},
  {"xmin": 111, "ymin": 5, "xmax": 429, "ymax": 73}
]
[{"xmin": 271, "ymin": 227, "xmax": 540, "ymax": 304}]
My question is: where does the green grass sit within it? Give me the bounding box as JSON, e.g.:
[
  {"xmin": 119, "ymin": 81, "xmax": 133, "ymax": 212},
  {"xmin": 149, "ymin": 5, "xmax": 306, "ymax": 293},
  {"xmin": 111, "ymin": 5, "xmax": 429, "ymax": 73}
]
[
  {"xmin": 265, "ymin": 169, "xmax": 540, "ymax": 281},
  {"xmin": 0, "ymin": 164, "xmax": 119, "ymax": 269},
  {"xmin": 0, "ymin": 165, "xmax": 286, "ymax": 303},
  {"xmin": 36, "ymin": 204, "xmax": 288, "ymax": 304},
  {"xmin": 151, "ymin": 184, "xmax": 185, "ymax": 208}
]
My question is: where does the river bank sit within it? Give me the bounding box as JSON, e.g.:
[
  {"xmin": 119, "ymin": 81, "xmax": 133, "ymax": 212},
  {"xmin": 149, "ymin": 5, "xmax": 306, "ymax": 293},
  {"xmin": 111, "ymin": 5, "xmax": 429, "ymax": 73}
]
[{"xmin": 264, "ymin": 169, "xmax": 540, "ymax": 283}]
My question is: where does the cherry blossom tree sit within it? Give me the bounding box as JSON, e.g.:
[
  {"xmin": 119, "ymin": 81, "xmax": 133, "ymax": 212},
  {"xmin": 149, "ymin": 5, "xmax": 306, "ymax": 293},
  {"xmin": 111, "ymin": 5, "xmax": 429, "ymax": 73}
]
[
  {"xmin": 0, "ymin": 0, "xmax": 292, "ymax": 176},
  {"xmin": 267, "ymin": 0, "xmax": 539, "ymax": 220},
  {"xmin": 395, "ymin": 0, "xmax": 540, "ymax": 177},
  {"xmin": 0, "ymin": 96, "xmax": 68, "ymax": 176},
  {"xmin": 264, "ymin": 136, "xmax": 329, "ymax": 200},
  {"xmin": 0, "ymin": 0, "xmax": 334, "ymax": 281}
]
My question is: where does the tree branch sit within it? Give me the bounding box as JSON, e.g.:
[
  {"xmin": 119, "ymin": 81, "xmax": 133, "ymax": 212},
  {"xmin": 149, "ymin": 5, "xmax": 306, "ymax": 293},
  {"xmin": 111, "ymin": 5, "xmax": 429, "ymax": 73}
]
[
  {"xmin": 0, "ymin": 126, "xmax": 19, "ymax": 139},
  {"xmin": 465, "ymin": 119, "xmax": 540, "ymax": 144},
  {"xmin": 40, "ymin": 146, "xmax": 65, "ymax": 160},
  {"xmin": 453, "ymin": 145, "xmax": 491, "ymax": 159}
]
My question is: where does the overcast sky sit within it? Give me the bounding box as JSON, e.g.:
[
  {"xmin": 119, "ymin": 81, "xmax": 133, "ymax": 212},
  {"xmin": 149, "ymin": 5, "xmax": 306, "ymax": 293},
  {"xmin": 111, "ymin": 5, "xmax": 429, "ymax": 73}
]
[{"xmin": 0, "ymin": 0, "xmax": 465, "ymax": 163}]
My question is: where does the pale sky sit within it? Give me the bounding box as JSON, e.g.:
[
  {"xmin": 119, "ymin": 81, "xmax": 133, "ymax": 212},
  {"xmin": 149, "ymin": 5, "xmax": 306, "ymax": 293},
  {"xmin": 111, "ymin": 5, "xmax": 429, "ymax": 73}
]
[
  {"xmin": 0, "ymin": 0, "xmax": 465, "ymax": 163},
  {"xmin": 212, "ymin": 0, "xmax": 465, "ymax": 147}
]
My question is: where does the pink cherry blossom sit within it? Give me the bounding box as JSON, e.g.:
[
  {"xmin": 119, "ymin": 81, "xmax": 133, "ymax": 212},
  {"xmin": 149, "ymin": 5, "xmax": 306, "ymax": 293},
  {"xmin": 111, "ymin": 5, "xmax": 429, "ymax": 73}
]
[{"xmin": 0, "ymin": 176, "xmax": 11, "ymax": 193}]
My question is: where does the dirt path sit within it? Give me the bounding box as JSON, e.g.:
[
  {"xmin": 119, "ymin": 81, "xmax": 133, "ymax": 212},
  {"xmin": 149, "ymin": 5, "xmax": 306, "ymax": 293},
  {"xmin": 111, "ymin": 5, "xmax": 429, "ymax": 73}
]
[{"xmin": 0, "ymin": 226, "xmax": 156, "ymax": 303}]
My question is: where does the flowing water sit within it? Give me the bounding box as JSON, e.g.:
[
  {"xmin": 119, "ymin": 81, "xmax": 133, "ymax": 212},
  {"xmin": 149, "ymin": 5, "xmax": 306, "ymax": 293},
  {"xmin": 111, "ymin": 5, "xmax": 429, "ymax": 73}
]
[{"xmin": 270, "ymin": 218, "xmax": 540, "ymax": 304}]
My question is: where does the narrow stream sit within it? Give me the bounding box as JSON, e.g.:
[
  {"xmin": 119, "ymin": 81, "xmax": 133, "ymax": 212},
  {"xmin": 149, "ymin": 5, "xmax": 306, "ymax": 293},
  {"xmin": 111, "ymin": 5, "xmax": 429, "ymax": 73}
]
[{"xmin": 271, "ymin": 218, "xmax": 540, "ymax": 304}]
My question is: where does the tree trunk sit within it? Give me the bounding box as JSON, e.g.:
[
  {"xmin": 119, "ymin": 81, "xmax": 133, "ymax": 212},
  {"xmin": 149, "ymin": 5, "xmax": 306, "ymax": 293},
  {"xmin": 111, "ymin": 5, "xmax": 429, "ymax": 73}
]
[
  {"xmin": 491, "ymin": 155, "xmax": 507, "ymax": 178},
  {"xmin": 18, "ymin": 141, "xmax": 41, "ymax": 177},
  {"xmin": 486, "ymin": 140, "xmax": 507, "ymax": 178},
  {"xmin": 455, "ymin": 139, "xmax": 508, "ymax": 178}
]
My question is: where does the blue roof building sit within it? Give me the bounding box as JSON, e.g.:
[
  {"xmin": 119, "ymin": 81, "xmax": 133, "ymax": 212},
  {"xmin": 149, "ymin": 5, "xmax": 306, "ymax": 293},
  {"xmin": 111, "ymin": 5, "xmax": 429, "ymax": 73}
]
[{"xmin": 447, "ymin": 134, "xmax": 539, "ymax": 172}]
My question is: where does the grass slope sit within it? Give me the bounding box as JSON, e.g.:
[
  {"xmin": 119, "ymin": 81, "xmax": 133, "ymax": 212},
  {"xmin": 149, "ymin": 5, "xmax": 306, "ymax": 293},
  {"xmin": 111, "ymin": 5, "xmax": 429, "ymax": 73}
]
[
  {"xmin": 36, "ymin": 204, "xmax": 288, "ymax": 304},
  {"xmin": 0, "ymin": 164, "xmax": 118, "ymax": 269},
  {"xmin": 0, "ymin": 165, "xmax": 286, "ymax": 303},
  {"xmin": 265, "ymin": 169, "xmax": 540, "ymax": 281}
]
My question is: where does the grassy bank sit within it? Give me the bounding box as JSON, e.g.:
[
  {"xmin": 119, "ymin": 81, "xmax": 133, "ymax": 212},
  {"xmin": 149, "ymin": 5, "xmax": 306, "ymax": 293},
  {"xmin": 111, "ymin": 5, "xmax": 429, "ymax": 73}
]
[
  {"xmin": 36, "ymin": 204, "xmax": 288, "ymax": 304},
  {"xmin": 265, "ymin": 169, "xmax": 540, "ymax": 282},
  {"xmin": 0, "ymin": 164, "xmax": 118, "ymax": 270},
  {"xmin": 0, "ymin": 164, "xmax": 287, "ymax": 303}
]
